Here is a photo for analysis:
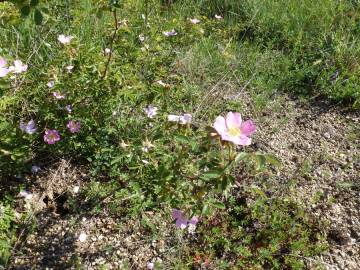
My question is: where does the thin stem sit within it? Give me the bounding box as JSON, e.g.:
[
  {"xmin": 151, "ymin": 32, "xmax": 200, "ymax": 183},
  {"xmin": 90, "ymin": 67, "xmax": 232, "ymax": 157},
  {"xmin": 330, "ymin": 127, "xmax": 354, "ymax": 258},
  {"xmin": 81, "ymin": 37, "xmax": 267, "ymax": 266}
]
[
  {"xmin": 101, "ymin": 10, "xmax": 119, "ymax": 79},
  {"xmin": 228, "ymin": 143, "xmax": 232, "ymax": 161},
  {"xmin": 219, "ymin": 137, "xmax": 225, "ymax": 168},
  {"xmin": 144, "ymin": 0, "xmax": 149, "ymax": 27}
]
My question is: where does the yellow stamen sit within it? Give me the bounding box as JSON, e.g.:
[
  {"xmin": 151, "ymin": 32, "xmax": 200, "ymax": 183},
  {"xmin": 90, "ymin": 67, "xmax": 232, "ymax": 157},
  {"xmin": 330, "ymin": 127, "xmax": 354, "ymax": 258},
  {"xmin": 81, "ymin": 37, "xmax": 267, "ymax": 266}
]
[{"xmin": 228, "ymin": 127, "xmax": 241, "ymax": 137}]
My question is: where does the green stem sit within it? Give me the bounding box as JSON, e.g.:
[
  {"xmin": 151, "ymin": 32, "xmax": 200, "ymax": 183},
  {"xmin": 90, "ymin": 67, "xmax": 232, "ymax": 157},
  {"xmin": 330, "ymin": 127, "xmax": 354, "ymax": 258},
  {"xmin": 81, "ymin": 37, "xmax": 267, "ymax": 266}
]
[{"xmin": 219, "ymin": 137, "xmax": 225, "ymax": 168}]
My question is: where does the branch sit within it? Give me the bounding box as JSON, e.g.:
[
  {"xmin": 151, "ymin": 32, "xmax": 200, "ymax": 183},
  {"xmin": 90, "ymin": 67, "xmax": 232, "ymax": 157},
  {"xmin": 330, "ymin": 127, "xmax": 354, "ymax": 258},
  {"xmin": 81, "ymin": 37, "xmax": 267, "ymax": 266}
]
[{"xmin": 101, "ymin": 9, "xmax": 119, "ymax": 79}]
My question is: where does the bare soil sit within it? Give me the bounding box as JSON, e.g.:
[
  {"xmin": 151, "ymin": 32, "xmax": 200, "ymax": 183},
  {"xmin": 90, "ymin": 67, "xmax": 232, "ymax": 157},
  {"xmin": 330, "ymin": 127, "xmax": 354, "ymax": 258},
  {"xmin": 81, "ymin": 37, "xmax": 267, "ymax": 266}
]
[{"xmin": 7, "ymin": 96, "xmax": 360, "ymax": 270}]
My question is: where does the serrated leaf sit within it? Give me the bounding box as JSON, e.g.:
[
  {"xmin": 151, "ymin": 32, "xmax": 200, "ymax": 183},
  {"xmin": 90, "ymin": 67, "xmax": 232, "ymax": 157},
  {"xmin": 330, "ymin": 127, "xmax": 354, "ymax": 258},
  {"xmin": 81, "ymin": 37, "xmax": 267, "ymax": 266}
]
[{"xmin": 34, "ymin": 9, "xmax": 43, "ymax": 25}]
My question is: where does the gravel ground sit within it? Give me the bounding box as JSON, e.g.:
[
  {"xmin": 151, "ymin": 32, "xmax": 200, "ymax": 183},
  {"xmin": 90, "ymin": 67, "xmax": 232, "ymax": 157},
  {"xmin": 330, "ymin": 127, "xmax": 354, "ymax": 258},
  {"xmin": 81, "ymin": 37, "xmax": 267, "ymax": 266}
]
[
  {"xmin": 251, "ymin": 96, "xmax": 360, "ymax": 269},
  {"xmin": 7, "ymin": 96, "xmax": 360, "ymax": 269}
]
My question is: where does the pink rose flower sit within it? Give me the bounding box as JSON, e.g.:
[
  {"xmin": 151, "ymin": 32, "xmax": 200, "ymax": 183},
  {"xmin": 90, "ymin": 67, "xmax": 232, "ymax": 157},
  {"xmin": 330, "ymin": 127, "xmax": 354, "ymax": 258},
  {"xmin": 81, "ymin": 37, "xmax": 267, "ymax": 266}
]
[
  {"xmin": 9, "ymin": 60, "xmax": 28, "ymax": 74},
  {"xmin": 53, "ymin": 91, "xmax": 65, "ymax": 99},
  {"xmin": 20, "ymin": 119, "xmax": 37, "ymax": 134},
  {"xmin": 0, "ymin": 57, "xmax": 10, "ymax": 77},
  {"xmin": 213, "ymin": 112, "xmax": 256, "ymax": 145},
  {"xmin": 172, "ymin": 209, "xmax": 199, "ymax": 229},
  {"xmin": 58, "ymin": 34, "xmax": 73, "ymax": 45},
  {"xmin": 67, "ymin": 120, "xmax": 81, "ymax": 133},
  {"xmin": 163, "ymin": 29, "xmax": 177, "ymax": 37},
  {"xmin": 144, "ymin": 105, "xmax": 158, "ymax": 118},
  {"xmin": 44, "ymin": 129, "xmax": 61, "ymax": 144}
]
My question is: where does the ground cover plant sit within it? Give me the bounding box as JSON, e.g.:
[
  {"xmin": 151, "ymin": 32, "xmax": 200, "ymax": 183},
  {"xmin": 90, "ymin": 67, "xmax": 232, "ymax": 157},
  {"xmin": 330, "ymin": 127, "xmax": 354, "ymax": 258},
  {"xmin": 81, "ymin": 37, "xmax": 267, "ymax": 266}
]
[{"xmin": 0, "ymin": 0, "xmax": 359, "ymax": 269}]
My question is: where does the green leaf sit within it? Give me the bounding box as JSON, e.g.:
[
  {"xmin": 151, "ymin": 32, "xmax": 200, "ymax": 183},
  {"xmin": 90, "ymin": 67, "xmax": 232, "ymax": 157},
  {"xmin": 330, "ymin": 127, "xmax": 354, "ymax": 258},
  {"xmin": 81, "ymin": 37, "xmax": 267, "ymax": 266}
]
[
  {"xmin": 201, "ymin": 170, "xmax": 222, "ymax": 180},
  {"xmin": 234, "ymin": 152, "xmax": 249, "ymax": 163},
  {"xmin": 174, "ymin": 135, "xmax": 189, "ymax": 144},
  {"xmin": 34, "ymin": 9, "xmax": 43, "ymax": 25},
  {"xmin": 265, "ymin": 154, "xmax": 281, "ymax": 167},
  {"xmin": 201, "ymin": 203, "xmax": 209, "ymax": 215},
  {"xmin": 255, "ymin": 154, "xmax": 266, "ymax": 170},
  {"xmin": 30, "ymin": 0, "xmax": 39, "ymax": 7},
  {"xmin": 20, "ymin": 6, "xmax": 31, "ymax": 17},
  {"xmin": 212, "ymin": 201, "xmax": 226, "ymax": 210}
]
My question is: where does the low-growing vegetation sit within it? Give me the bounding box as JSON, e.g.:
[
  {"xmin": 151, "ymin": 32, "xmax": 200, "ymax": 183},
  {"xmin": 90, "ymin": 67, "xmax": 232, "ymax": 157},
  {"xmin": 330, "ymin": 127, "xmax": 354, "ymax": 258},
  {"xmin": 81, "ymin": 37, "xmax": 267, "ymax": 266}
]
[{"xmin": 0, "ymin": 0, "xmax": 359, "ymax": 269}]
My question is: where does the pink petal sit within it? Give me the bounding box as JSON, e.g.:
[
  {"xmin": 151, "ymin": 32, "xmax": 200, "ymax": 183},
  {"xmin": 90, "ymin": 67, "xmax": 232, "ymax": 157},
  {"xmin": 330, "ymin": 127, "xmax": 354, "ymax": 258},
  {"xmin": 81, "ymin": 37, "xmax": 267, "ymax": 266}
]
[
  {"xmin": 219, "ymin": 132, "xmax": 232, "ymax": 142},
  {"xmin": 0, "ymin": 57, "xmax": 7, "ymax": 68},
  {"xmin": 21, "ymin": 64, "xmax": 28, "ymax": 72},
  {"xmin": 0, "ymin": 67, "xmax": 9, "ymax": 77},
  {"xmin": 230, "ymin": 135, "xmax": 251, "ymax": 146},
  {"xmin": 225, "ymin": 112, "xmax": 242, "ymax": 129},
  {"xmin": 14, "ymin": 60, "xmax": 21, "ymax": 68},
  {"xmin": 213, "ymin": 116, "xmax": 227, "ymax": 135},
  {"xmin": 240, "ymin": 120, "xmax": 256, "ymax": 136},
  {"xmin": 175, "ymin": 217, "xmax": 188, "ymax": 229},
  {"xmin": 171, "ymin": 209, "xmax": 182, "ymax": 219},
  {"xmin": 189, "ymin": 216, "xmax": 199, "ymax": 225}
]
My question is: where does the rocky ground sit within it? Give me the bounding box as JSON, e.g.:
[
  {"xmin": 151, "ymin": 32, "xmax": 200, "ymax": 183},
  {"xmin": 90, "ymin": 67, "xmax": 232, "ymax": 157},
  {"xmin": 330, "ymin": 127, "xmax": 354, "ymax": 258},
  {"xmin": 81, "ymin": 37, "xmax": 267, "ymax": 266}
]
[
  {"xmin": 7, "ymin": 95, "xmax": 360, "ymax": 269},
  {"xmin": 252, "ymin": 96, "xmax": 360, "ymax": 269}
]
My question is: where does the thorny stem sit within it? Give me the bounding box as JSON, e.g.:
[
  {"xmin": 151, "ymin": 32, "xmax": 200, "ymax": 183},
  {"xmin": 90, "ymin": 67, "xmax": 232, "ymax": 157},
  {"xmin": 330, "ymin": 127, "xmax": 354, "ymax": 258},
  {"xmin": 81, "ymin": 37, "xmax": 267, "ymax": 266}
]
[{"xmin": 101, "ymin": 10, "xmax": 119, "ymax": 79}]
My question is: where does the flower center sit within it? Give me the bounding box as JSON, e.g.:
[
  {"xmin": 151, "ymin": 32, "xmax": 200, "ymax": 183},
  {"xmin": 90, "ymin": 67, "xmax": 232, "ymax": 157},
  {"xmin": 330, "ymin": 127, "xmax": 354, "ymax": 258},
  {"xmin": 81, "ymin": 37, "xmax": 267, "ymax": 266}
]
[{"xmin": 228, "ymin": 127, "xmax": 241, "ymax": 137}]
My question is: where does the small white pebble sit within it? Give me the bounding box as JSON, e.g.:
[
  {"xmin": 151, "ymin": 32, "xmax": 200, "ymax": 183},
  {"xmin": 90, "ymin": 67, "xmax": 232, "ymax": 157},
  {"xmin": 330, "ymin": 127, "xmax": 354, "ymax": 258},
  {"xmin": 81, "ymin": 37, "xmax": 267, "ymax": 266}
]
[
  {"xmin": 73, "ymin": 186, "xmax": 80, "ymax": 193},
  {"xmin": 19, "ymin": 191, "xmax": 33, "ymax": 200},
  {"xmin": 78, "ymin": 232, "xmax": 87, "ymax": 242}
]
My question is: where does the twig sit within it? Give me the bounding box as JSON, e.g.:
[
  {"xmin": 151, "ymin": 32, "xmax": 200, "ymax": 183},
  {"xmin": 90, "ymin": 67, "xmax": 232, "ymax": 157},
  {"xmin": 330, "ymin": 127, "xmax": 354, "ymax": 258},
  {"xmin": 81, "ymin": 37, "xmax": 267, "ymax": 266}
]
[{"xmin": 101, "ymin": 10, "xmax": 119, "ymax": 79}]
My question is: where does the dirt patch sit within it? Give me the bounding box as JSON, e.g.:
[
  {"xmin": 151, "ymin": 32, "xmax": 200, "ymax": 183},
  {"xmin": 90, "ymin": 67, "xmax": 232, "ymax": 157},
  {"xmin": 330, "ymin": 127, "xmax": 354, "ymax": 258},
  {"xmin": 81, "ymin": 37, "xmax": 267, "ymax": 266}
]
[
  {"xmin": 247, "ymin": 96, "xmax": 360, "ymax": 269},
  {"xmin": 7, "ymin": 96, "xmax": 360, "ymax": 269}
]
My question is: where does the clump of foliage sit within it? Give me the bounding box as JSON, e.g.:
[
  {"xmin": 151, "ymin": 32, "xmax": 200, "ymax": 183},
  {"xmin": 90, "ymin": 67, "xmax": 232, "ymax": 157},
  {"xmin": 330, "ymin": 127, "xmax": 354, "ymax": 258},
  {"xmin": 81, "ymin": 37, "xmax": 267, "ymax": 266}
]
[
  {"xmin": 199, "ymin": 0, "xmax": 360, "ymax": 106},
  {"xmin": 177, "ymin": 186, "xmax": 327, "ymax": 269},
  {"xmin": 0, "ymin": 201, "xmax": 17, "ymax": 265},
  {"xmin": 0, "ymin": 0, "xmax": 333, "ymax": 268}
]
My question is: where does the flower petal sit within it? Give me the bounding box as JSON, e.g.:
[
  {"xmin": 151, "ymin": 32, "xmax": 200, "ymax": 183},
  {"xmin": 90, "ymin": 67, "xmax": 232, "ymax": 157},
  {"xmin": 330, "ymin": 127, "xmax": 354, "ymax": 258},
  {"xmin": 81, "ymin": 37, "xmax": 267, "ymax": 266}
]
[
  {"xmin": 175, "ymin": 217, "xmax": 188, "ymax": 229},
  {"xmin": 168, "ymin": 114, "xmax": 180, "ymax": 122},
  {"xmin": 0, "ymin": 57, "xmax": 7, "ymax": 68},
  {"xmin": 189, "ymin": 216, "xmax": 199, "ymax": 225},
  {"xmin": 0, "ymin": 67, "xmax": 9, "ymax": 77},
  {"xmin": 225, "ymin": 112, "xmax": 242, "ymax": 129},
  {"xmin": 171, "ymin": 209, "xmax": 182, "ymax": 219},
  {"xmin": 179, "ymin": 113, "xmax": 192, "ymax": 124},
  {"xmin": 231, "ymin": 135, "xmax": 251, "ymax": 146},
  {"xmin": 240, "ymin": 120, "xmax": 256, "ymax": 136},
  {"xmin": 213, "ymin": 116, "xmax": 227, "ymax": 135}
]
